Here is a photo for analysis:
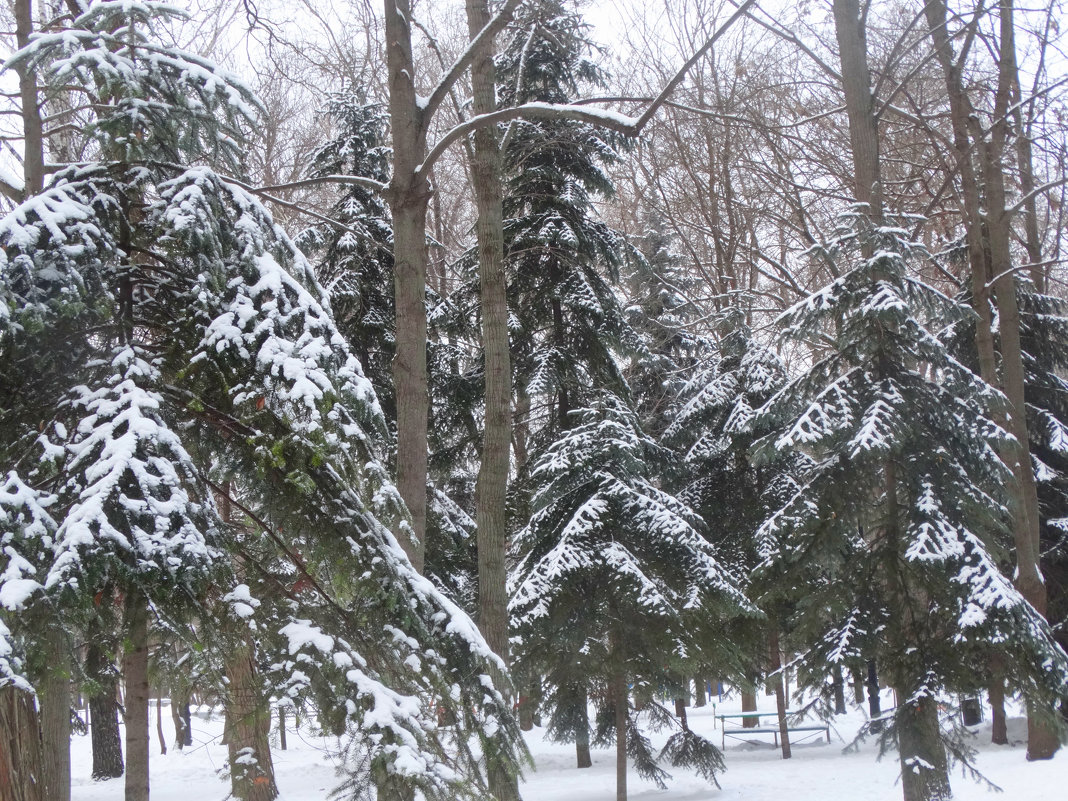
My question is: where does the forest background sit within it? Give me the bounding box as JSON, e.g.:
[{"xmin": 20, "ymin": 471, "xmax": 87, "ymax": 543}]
[{"xmin": 0, "ymin": 2, "xmax": 1067, "ymax": 801}]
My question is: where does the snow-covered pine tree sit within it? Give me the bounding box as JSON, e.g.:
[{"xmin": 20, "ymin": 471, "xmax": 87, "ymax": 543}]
[
  {"xmin": 496, "ymin": 0, "xmax": 641, "ymax": 446},
  {"xmin": 662, "ymin": 306, "xmax": 809, "ymax": 723},
  {"xmin": 623, "ymin": 216, "xmax": 703, "ymax": 439},
  {"xmin": 1017, "ymin": 288, "xmax": 1068, "ymax": 662},
  {"xmin": 298, "ymin": 97, "xmax": 395, "ymax": 422},
  {"xmin": 752, "ymin": 208, "xmax": 1068, "ymax": 801},
  {"xmin": 510, "ymin": 392, "xmax": 756, "ymax": 801},
  {"xmin": 0, "ymin": 4, "xmax": 524, "ymax": 800}
]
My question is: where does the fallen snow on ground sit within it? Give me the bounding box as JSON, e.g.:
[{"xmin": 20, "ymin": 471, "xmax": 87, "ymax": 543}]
[{"xmin": 70, "ymin": 691, "xmax": 1064, "ymax": 800}]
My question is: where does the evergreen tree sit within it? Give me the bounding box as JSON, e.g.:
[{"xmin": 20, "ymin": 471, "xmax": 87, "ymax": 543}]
[
  {"xmin": 496, "ymin": 0, "xmax": 640, "ymax": 447},
  {"xmin": 510, "ymin": 393, "xmax": 755, "ymax": 800},
  {"xmin": 753, "ymin": 208, "xmax": 1068, "ymax": 801},
  {"xmin": 0, "ymin": 4, "xmax": 524, "ymax": 799}
]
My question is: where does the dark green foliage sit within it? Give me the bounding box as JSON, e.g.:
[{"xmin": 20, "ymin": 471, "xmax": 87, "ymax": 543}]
[{"xmin": 754, "ymin": 207, "xmax": 1068, "ymax": 784}]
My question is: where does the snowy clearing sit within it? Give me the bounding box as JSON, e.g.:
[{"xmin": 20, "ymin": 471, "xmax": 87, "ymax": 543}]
[{"xmin": 69, "ymin": 692, "xmax": 1064, "ymax": 801}]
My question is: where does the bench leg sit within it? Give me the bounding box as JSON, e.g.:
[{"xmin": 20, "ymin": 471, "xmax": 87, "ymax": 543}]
[{"xmin": 825, "ymin": 727, "xmax": 830, "ymax": 743}]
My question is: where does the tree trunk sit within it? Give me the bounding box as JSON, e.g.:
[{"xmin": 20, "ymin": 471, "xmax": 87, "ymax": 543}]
[
  {"xmin": 831, "ymin": 0, "xmax": 883, "ymax": 217},
  {"xmin": 464, "ymin": 2, "xmax": 518, "ymax": 793},
  {"xmin": 14, "ymin": 0, "xmax": 44, "ymax": 197},
  {"xmin": 38, "ymin": 626, "xmax": 71, "ymax": 801},
  {"xmin": 693, "ymin": 678, "xmax": 706, "ymax": 708},
  {"xmin": 983, "ymin": 1, "xmax": 1058, "ymax": 762},
  {"xmin": 833, "ymin": 665, "xmax": 847, "ymax": 715},
  {"xmin": 867, "ymin": 660, "xmax": 883, "ymax": 733},
  {"xmin": 674, "ymin": 697, "xmax": 688, "ymax": 730},
  {"xmin": 385, "ymin": 0, "xmax": 431, "ymax": 574},
  {"xmin": 170, "ymin": 690, "xmax": 192, "ymax": 749},
  {"xmin": 852, "ymin": 668, "xmax": 866, "ymax": 705},
  {"xmin": 897, "ymin": 694, "xmax": 951, "ymax": 801},
  {"xmin": 989, "ymin": 676, "xmax": 1007, "ymax": 745},
  {"xmin": 0, "ymin": 686, "xmax": 46, "ymax": 801},
  {"xmin": 923, "ymin": 0, "xmax": 1057, "ymax": 760},
  {"xmin": 86, "ymin": 637, "xmax": 124, "ymax": 780},
  {"xmin": 277, "ymin": 706, "xmax": 287, "ymax": 751},
  {"xmin": 225, "ymin": 637, "xmax": 278, "ymax": 801},
  {"xmin": 575, "ymin": 685, "xmax": 592, "ymax": 769},
  {"xmin": 741, "ymin": 687, "xmax": 757, "ymax": 728},
  {"xmin": 156, "ymin": 696, "xmax": 167, "ymax": 756},
  {"xmin": 124, "ymin": 591, "xmax": 150, "ymax": 801},
  {"xmin": 769, "ymin": 629, "xmax": 791, "ymax": 760},
  {"xmin": 614, "ymin": 671, "xmax": 628, "ymax": 801}
]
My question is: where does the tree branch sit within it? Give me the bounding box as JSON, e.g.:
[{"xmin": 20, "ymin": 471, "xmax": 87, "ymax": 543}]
[
  {"xmin": 422, "ymin": 0, "xmax": 523, "ymax": 121},
  {"xmin": 254, "ymin": 174, "xmax": 388, "ymax": 194},
  {"xmin": 634, "ymin": 0, "xmax": 759, "ymax": 131}
]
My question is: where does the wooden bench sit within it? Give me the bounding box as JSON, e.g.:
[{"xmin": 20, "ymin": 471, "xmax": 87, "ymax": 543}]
[{"xmin": 716, "ymin": 711, "xmax": 830, "ymax": 748}]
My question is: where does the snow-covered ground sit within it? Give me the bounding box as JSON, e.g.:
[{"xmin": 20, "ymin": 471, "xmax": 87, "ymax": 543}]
[{"xmin": 70, "ymin": 691, "xmax": 1065, "ymax": 800}]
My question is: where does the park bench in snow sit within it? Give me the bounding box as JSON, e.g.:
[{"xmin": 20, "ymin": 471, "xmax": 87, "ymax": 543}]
[{"xmin": 716, "ymin": 710, "xmax": 830, "ymax": 748}]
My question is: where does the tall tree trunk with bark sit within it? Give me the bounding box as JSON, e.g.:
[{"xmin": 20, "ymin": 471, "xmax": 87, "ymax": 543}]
[
  {"xmin": 124, "ymin": 591, "xmax": 150, "ymax": 801},
  {"xmin": 983, "ymin": 3, "xmax": 1058, "ymax": 761},
  {"xmin": 832, "ymin": 0, "xmax": 883, "ymax": 218},
  {"xmin": 225, "ymin": 639, "xmax": 278, "ymax": 801},
  {"xmin": 832, "ymin": 666, "xmax": 847, "ymax": 715},
  {"xmin": 465, "ymin": 2, "xmax": 516, "ymax": 797},
  {"xmin": 384, "ymin": 0, "xmax": 431, "ymax": 573},
  {"xmin": 897, "ymin": 692, "xmax": 951, "ymax": 801},
  {"xmin": 614, "ymin": 671, "xmax": 628, "ymax": 801},
  {"xmin": 769, "ymin": 629, "xmax": 791, "ymax": 760},
  {"xmin": 14, "ymin": 0, "xmax": 43, "ymax": 197},
  {"xmin": 38, "ymin": 626, "xmax": 71, "ymax": 801},
  {"xmin": 575, "ymin": 685, "xmax": 592, "ymax": 769},
  {"xmin": 86, "ymin": 637, "xmax": 124, "ymax": 780},
  {"xmin": 170, "ymin": 690, "xmax": 192, "ymax": 749},
  {"xmin": 989, "ymin": 676, "xmax": 1008, "ymax": 745},
  {"xmin": 0, "ymin": 687, "xmax": 46, "ymax": 801},
  {"xmin": 741, "ymin": 687, "xmax": 757, "ymax": 728},
  {"xmin": 155, "ymin": 697, "xmax": 167, "ymax": 756}
]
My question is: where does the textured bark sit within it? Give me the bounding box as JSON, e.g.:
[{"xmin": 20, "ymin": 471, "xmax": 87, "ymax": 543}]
[
  {"xmin": 674, "ymin": 697, "xmax": 688, "ymax": 730},
  {"xmin": 170, "ymin": 691, "xmax": 192, "ymax": 749},
  {"xmin": 0, "ymin": 687, "xmax": 46, "ymax": 801},
  {"xmin": 983, "ymin": 2, "xmax": 1058, "ymax": 761},
  {"xmin": 769, "ymin": 629, "xmax": 791, "ymax": 760},
  {"xmin": 989, "ymin": 676, "xmax": 1008, "ymax": 745},
  {"xmin": 465, "ymin": 5, "xmax": 516, "ymax": 799},
  {"xmin": 14, "ymin": 0, "xmax": 44, "ymax": 196},
  {"xmin": 832, "ymin": 666, "xmax": 847, "ymax": 715},
  {"xmin": 225, "ymin": 638, "xmax": 278, "ymax": 801},
  {"xmin": 86, "ymin": 638, "xmax": 124, "ymax": 780},
  {"xmin": 614, "ymin": 672, "xmax": 628, "ymax": 801},
  {"xmin": 575, "ymin": 686, "xmax": 592, "ymax": 769},
  {"xmin": 39, "ymin": 626, "xmax": 71, "ymax": 801},
  {"xmin": 465, "ymin": 0, "xmax": 511, "ymax": 675},
  {"xmin": 852, "ymin": 668, "xmax": 866, "ymax": 705},
  {"xmin": 277, "ymin": 706, "xmax": 287, "ymax": 751},
  {"xmin": 924, "ymin": 3, "xmax": 1058, "ymax": 755},
  {"xmin": 384, "ymin": 0, "xmax": 431, "ymax": 573},
  {"xmin": 922, "ymin": 0, "xmax": 999, "ymax": 385},
  {"xmin": 831, "ymin": 0, "xmax": 883, "ymax": 217},
  {"xmin": 155, "ymin": 697, "xmax": 167, "ymax": 756},
  {"xmin": 866, "ymin": 660, "xmax": 883, "ymax": 733},
  {"xmin": 897, "ymin": 695, "xmax": 952, "ymax": 801},
  {"xmin": 124, "ymin": 591, "xmax": 150, "ymax": 801},
  {"xmin": 741, "ymin": 688, "xmax": 757, "ymax": 728},
  {"xmin": 987, "ymin": 653, "xmax": 1006, "ymax": 744},
  {"xmin": 693, "ymin": 678, "xmax": 706, "ymax": 708}
]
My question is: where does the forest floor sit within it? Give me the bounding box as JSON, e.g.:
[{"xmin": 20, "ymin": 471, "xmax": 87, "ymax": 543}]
[{"xmin": 69, "ymin": 690, "xmax": 1065, "ymax": 800}]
